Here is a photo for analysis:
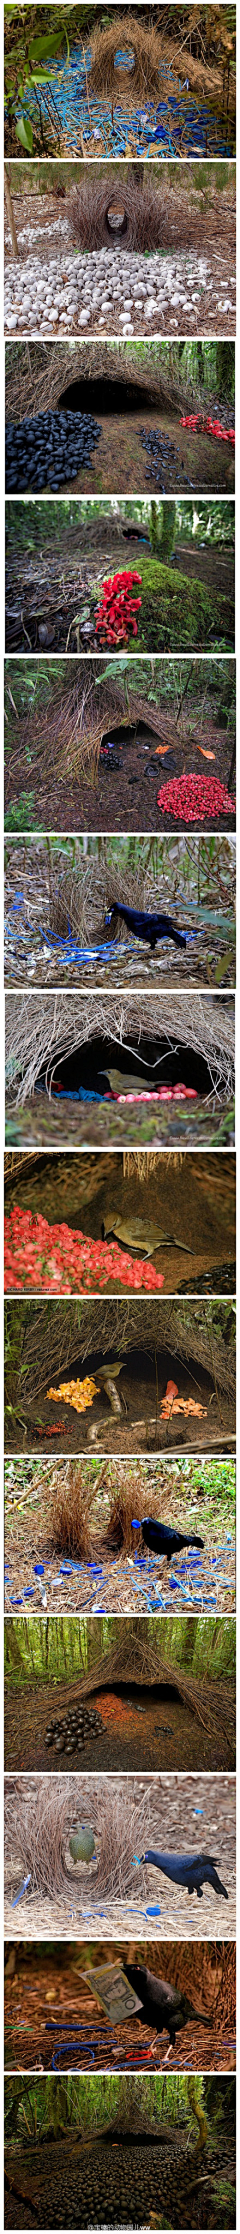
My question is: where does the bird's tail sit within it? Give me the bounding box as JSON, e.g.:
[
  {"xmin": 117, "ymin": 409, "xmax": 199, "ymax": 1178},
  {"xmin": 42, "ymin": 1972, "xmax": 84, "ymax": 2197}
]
[
  {"xmin": 188, "ymin": 2006, "xmax": 211, "ymax": 2027},
  {"xmin": 210, "ymin": 1869, "xmax": 228, "ymax": 1899},
  {"xmin": 171, "ymin": 925, "xmax": 187, "ymax": 948}
]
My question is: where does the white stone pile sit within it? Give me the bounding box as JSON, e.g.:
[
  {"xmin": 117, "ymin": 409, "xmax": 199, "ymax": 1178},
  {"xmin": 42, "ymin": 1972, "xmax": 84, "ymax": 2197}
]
[{"xmin": 4, "ymin": 244, "xmax": 235, "ymax": 336}]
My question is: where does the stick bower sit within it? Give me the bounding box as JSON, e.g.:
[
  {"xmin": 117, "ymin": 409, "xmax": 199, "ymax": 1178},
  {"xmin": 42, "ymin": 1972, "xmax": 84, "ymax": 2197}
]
[
  {"xmin": 5, "ymin": 339, "xmax": 187, "ymax": 425},
  {"xmin": 89, "ymin": 17, "xmax": 161, "ymax": 107},
  {"xmin": 5, "ymin": 990, "xmax": 235, "ymax": 1107},
  {"xmin": 70, "ymin": 171, "xmax": 164, "ymax": 252},
  {"xmin": 14, "ymin": 1296, "xmax": 236, "ymax": 1410},
  {"xmin": 4, "ymin": 659, "xmax": 197, "ymax": 790},
  {"xmin": 73, "ymin": 1623, "xmax": 234, "ymax": 1753}
]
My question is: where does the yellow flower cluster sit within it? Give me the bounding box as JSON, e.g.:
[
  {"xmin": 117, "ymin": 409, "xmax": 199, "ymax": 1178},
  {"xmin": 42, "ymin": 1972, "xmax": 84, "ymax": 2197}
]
[{"xmin": 47, "ymin": 1376, "xmax": 98, "ymax": 1413}]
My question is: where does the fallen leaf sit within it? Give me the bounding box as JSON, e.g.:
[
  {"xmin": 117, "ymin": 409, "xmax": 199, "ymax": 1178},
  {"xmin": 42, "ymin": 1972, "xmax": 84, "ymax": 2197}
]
[{"xmin": 197, "ymin": 746, "xmax": 216, "ymax": 760}]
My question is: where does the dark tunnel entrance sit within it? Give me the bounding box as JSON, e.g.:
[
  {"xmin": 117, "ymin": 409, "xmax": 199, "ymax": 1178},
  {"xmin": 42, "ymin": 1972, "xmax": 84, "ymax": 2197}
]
[
  {"xmin": 103, "ymin": 2132, "xmax": 164, "ymax": 2148},
  {"xmin": 58, "ymin": 377, "xmax": 156, "ymax": 415},
  {"xmin": 55, "ymin": 1345, "xmax": 216, "ymax": 1404},
  {"xmin": 98, "ymin": 1680, "xmax": 181, "ymax": 1703},
  {"xmin": 36, "ymin": 1034, "xmax": 216, "ymax": 1101}
]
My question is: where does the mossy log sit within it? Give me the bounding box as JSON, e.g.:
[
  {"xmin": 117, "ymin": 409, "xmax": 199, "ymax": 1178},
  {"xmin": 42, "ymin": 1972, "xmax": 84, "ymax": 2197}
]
[{"xmin": 129, "ymin": 558, "xmax": 218, "ymax": 653}]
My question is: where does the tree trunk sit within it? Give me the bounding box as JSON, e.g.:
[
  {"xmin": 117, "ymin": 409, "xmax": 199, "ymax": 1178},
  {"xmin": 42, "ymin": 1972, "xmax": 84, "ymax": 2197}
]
[
  {"xmin": 4, "ymin": 165, "xmax": 18, "ymax": 257},
  {"xmin": 216, "ymin": 342, "xmax": 235, "ymax": 398}
]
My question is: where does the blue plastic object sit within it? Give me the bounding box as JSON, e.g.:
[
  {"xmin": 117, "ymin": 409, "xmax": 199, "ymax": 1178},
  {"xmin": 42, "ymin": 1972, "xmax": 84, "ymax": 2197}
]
[
  {"xmin": 46, "ymin": 2020, "xmax": 117, "ymax": 2069},
  {"xmin": 34, "ymin": 1563, "xmax": 44, "ymax": 1575},
  {"xmin": 12, "ymin": 1873, "xmax": 31, "ymax": 1908}
]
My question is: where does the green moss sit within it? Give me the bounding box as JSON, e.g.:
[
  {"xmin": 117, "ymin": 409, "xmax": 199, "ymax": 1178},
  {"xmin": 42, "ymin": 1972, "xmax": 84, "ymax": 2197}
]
[{"xmin": 127, "ymin": 558, "xmax": 222, "ymax": 652}]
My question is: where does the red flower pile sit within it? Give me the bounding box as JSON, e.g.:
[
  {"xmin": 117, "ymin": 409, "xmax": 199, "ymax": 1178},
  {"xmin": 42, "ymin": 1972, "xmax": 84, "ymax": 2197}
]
[
  {"xmin": 157, "ymin": 772, "xmax": 236, "ymax": 824},
  {"xmin": 180, "ymin": 413, "xmax": 235, "ymax": 444},
  {"xmin": 95, "ymin": 570, "xmax": 142, "ymax": 646},
  {"xmin": 4, "ymin": 1206, "xmax": 165, "ymax": 1295}
]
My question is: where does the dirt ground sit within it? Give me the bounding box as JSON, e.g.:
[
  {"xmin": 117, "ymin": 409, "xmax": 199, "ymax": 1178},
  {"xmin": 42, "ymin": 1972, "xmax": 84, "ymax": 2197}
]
[
  {"xmin": 5, "ymin": 1353, "xmax": 236, "ymax": 1455},
  {"xmin": 10, "ymin": 408, "xmax": 235, "ymax": 500},
  {"xmin": 5, "ymin": 710, "xmax": 235, "ymax": 836},
  {"xmin": 5, "ymin": 1090, "xmax": 235, "ymax": 1154},
  {"xmin": 4, "ymin": 1945, "xmax": 236, "ymax": 2074},
  {"xmin": 4, "ymin": 1671, "xmax": 235, "ymax": 1776}
]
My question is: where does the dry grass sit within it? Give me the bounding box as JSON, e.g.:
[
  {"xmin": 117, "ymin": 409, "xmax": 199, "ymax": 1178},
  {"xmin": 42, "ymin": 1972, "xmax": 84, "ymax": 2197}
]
[
  {"xmin": 3, "ymin": 1938, "xmax": 236, "ymax": 2075},
  {"xmin": 89, "ymin": 17, "xmax": 161, "ymax": 106},
  {"xmin": 105, "ymin": 1468, "xmax": 149, "ymax": 1556},
  {"xmin": 4, "ymin": 1771, "xmax": 235, "ymax": 1915},
  {"xmin": 49, "ymin": 1456, "xmax": 105, "ymax": 1560}
]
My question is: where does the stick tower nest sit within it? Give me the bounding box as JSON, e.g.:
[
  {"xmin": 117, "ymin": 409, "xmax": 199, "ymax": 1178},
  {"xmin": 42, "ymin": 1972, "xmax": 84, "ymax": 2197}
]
[{"xmin": 89, "ymin": 16, "xmax": 161, "ymax": 106}]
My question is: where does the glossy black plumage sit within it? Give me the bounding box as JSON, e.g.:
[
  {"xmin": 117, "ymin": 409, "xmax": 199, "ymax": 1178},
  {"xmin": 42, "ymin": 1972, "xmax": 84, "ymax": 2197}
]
[
  {"xmin": 138, "ymin": 1850, "xmax": 228, "ymax": 1898},
  {"xmin": 106, "ymin": 904, "xmax": 187, "ymax": 950},
  {"xmin": 123, "ymin": 1962, "xmax": 211, "ymax": 2048},
  {"xmin": 138, "ymin": 1517, "xmax": 204, "ymax": 1563}
]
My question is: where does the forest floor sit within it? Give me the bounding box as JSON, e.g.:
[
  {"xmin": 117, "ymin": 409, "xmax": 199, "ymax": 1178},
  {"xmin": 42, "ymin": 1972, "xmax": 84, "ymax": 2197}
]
[
  {"xmin": 4, "ymin": 1948, "xmax": 236, "ymax": 2074},
  {"xmin": 4, "ymin": 2126, "xmax": 236, "ymax": 2227},
  {"xmin": 6, "ymin": 408, "xmax": 235, "ymax": 500},
  {"xmin": 5, "ymin": 535, "xmax": 235, "ymax": 655},
  {"xmin": 5, "ymin": 707, "xmax": 235, "ymax": 837},
  {"xmin": 5, "ymin": 1093, "xmax": 235, "ymax": 1154},
  {"xmin": 4, "ymin": 1673, "xmax": 235, "ymax": 1775},
  {"xmin": 4, "ymin": 1362, "xmax": 236, "ymax": 1455}
]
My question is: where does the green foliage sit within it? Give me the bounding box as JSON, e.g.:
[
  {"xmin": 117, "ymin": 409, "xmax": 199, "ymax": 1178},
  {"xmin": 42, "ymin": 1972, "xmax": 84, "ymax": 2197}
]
[
  {"xmin": 4, "ymin": 2067, "xmax": 204, "ymax": 2142},
  {"xmin": 5, "ymin": 790, "xmax": 36, "ymax": 829},
  {"xmin": 4, "ymin": 1610, "xmax": 235, "ymax": 1692}
]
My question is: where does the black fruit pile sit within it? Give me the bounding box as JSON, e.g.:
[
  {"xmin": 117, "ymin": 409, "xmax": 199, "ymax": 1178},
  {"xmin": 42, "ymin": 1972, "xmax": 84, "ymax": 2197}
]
[
  {"xmin": 45, "ymin": 1704, "xmax": 103, "ymax": 1753},
  {"xmin": 5, "ymin": 409, "xmax": 102, "ymax": 492},
  {"xmin": 9, "ymin": 2139, "xmax": 185, "ymax": 2228},
  {"xmin": 138, "ymin": 425, "xmax": 192, "ymax": 490}
]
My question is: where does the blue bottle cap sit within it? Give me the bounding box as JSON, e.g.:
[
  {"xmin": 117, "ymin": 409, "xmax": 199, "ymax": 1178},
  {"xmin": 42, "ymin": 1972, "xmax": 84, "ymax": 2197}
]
[{"xmin": 145, "ymin": 1906, "xmax": 161, "ymax": 1916}]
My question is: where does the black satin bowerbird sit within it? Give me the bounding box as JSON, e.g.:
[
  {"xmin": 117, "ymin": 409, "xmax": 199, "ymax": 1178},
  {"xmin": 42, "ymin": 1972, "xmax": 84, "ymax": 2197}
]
[
  {"xmin": 105, "ymin": 904, "xmax": 187, "ymax": 951},
  {"xmin": 123, "ymin": 1962, "xmax": 211, "ymax": 2051},
  {"xmin": 137, "ymin": 1851, "xmax": 228, "ymax": 1898},
  {"xmin": 133, "ymin": 1517, "xmax": 204, "ymax": 1563}
]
